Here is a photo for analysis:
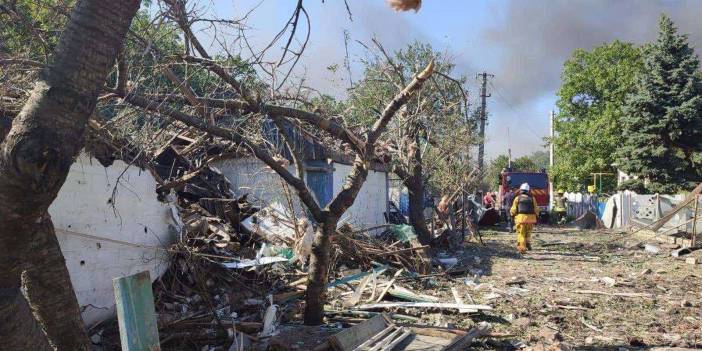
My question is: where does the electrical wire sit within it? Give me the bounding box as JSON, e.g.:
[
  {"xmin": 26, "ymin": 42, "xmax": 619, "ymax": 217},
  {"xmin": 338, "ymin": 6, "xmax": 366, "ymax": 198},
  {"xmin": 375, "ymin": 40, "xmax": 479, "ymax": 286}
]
[
  {"xmin": 55, "ymin": 228, "xmax": 239, "ymax": 261},
  {"xmin": 488, "ymin": 81, "xmax": 545, "ymax": 142}
]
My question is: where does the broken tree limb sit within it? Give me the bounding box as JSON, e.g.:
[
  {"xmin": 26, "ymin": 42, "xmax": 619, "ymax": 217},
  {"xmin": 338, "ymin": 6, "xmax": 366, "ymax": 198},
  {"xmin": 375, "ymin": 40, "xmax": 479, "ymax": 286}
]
[
  {"xmin": 116, "ymin": 91, "xmax": 325, "ymax": 222},
  {"xmin": 377, "ymin": 245, "xmax": 429, "ymax": 256},
  {"xmin": 160, "ymin": 65, "xmax": 208, "ymax": 118}
]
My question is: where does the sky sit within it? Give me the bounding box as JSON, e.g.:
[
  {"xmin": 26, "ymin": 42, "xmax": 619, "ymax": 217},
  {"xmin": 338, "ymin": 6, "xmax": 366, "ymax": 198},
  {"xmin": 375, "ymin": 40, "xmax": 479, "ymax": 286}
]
[{"xmin": 198, "ymin": 0, "xmax": 702, "ymax": 161}]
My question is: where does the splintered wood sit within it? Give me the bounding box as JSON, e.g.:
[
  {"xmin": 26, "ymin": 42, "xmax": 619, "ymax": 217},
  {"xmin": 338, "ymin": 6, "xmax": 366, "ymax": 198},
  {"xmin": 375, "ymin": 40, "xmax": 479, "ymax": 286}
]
[
  {"xmin": 329, "ymin": 314, "xmax": 411, "ymax": 351},
  {"xmin": 333, "ymin": 229, "xmax": 430, "ymax": 274}
]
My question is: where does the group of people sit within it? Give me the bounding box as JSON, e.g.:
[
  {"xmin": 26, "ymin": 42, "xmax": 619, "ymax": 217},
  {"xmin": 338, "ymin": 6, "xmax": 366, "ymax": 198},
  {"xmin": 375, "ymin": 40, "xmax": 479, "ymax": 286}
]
[{"xmin": 484, "ymin": 184, "xmax": 569, "ymax": 254}]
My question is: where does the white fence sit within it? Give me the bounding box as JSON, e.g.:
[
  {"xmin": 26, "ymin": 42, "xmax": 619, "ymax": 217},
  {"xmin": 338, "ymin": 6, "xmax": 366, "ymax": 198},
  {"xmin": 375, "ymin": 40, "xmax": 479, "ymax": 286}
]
[
  {"xmin": 563, "ymin": 192, "xmax": 599, "ymax": 219},
  {"xmin": 564, "ymin": 191, "xmax": 693, "ymax": 230}
]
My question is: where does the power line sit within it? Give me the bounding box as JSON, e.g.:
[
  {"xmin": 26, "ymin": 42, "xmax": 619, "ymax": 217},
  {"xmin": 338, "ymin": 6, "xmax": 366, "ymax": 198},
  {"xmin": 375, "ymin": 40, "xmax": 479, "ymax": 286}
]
[{"xmin": 488, "ymin": 81, "xmax": 544, "ymax": 142}]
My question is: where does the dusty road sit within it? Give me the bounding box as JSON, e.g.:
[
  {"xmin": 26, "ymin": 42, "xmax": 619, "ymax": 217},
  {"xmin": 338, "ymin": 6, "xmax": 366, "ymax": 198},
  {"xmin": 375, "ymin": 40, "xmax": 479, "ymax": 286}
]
[{"xmin": 432, "ymin": 226, "xmax": 702, "ymax": 350}]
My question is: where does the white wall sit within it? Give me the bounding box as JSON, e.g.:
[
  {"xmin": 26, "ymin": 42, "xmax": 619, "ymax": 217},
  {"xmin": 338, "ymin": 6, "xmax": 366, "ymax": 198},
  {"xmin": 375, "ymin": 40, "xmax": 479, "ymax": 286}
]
[
  {"xmin": 333, "ymin": 163, "xmax": 388, "ymax": 230},
  {"xmin": 50, "ymin": 154, "xmax": 178, "ymax": 327},
  {"xmin": 212, "ymin": 158, "xmax": 299, "ymax": 210},
  {"xmin": 213, "ymin": 158, "xmax": 388, "ymax": 230}
]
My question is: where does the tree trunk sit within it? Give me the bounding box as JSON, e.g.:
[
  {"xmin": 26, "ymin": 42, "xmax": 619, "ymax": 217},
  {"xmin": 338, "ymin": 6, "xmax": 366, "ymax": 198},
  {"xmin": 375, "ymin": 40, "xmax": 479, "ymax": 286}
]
[
  {"xmin": 406, "ymin": 135, "xmax": 431, "ymax": 245},
  {"xmin": 0, "ymin": 1, "xmax": 140, "ymax": 349},
  {"xmin": 304, "ymin": 156, "xmax": 370, "ymax": 325},
  {"xmin": 303, "ymin": 216, "xmax": 338, "ymax": 325},
  {"xmin": 406, "ymin": 173, "xmax": 431, "ymax": 245}
]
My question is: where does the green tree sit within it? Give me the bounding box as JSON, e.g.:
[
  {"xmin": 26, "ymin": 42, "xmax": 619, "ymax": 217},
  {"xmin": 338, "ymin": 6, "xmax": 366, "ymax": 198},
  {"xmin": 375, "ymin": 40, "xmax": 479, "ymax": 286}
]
[
  {"xmin": 347, "ymin": 41, "xmax": 474, "ymax": 244},
  {"xmin": 553, "ymin": 40, "xmax": 643, "ymax": 192},
  {"xmin": 617, "ymin": 15, "xmax": 702, "ymax": 193}
]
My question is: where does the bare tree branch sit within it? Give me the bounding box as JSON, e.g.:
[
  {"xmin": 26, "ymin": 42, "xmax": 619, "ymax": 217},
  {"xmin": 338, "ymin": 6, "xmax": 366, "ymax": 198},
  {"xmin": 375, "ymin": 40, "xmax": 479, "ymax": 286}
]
[
  {"xmin": 329, "ymin": 59, "xmax": 435, "ymax": 215},
  {"xmin": 368, "ymin": 59, "xmax": 434, "ymax": 145},
  {"xmin": 114, "ymin": 89, "xmax": 325, "ymax": 221}
]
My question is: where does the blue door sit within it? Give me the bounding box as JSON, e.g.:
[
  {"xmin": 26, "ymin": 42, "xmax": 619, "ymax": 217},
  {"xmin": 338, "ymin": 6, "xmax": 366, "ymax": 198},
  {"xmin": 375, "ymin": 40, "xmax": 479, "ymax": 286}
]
[{"xmin": 306, "ymin": 166, "xmax": 333, "ymax": 207}]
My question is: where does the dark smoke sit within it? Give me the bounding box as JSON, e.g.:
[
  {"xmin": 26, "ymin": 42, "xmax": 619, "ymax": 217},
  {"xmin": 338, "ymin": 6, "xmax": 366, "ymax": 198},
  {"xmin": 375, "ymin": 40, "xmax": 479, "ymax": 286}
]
[{"xmin": 482, "ymin": 0, "xmax": 702, "ymax": 106}]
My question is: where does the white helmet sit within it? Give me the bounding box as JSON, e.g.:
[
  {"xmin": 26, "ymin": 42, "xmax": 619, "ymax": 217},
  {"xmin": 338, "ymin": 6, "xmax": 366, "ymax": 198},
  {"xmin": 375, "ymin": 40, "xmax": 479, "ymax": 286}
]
[{"xmin": 520, "ymin": 183, "xmax": 530, "ymax": 191}]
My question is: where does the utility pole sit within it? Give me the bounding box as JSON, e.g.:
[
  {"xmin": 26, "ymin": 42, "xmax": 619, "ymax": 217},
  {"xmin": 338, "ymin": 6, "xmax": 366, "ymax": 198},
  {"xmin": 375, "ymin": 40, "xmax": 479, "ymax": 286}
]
[
  {"xmin": 507, "ymin": 127, "xmax": 512, "ymax": 169},
  {"xmin": 477, "ymin": 71, "xmax": 493, "ymax": 172},
  {"xmin": 549, "ymin": 110, "xmax": 555, "ymax": 211}
]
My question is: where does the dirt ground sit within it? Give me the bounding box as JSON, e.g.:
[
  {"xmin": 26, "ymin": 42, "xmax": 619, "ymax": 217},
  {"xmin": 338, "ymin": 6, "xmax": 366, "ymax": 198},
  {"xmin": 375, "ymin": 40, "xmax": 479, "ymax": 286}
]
[{"xmin": 416, "ymin": 225, "xmax": 702, "ymax": 350}]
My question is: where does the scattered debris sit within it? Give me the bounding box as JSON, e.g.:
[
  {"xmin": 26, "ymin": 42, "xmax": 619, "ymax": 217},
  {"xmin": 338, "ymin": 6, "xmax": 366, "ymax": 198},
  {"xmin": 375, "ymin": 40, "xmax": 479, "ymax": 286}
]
[
  {"xmin": 645, "ymin": 243, "xmax": 661, "ymax": 254},
  {"xmin": 671, "ymin": 246, "xmax": 701, "ymax": 257},
  {"xmin": 329, "ymin": 313, "xmax": 410, "ymax": 351}
]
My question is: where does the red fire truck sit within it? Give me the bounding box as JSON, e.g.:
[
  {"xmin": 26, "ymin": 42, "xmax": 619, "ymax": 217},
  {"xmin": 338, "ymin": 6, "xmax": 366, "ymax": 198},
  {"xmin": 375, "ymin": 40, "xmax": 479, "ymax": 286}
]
[{"xmin": 497, "ymin": 168, "xmax": 550, "ymax": 222}]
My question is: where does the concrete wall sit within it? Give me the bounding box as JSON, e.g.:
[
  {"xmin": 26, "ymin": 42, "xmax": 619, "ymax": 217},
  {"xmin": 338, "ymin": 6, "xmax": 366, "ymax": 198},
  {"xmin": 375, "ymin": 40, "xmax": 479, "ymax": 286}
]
[
  {"xmin": 212, "ymin": 158, "xmax": 299, "ymax": 210},
  {"xmin": 332, "ymin": 163, "xmax": 388, "ymax": 230},
  {"xmin": 50, "ymin": 154, "xmax": 178, "ymax": 327},
  {"xmin": 213, "ymin": 158, "xmax": 388, "ymax": 230}
]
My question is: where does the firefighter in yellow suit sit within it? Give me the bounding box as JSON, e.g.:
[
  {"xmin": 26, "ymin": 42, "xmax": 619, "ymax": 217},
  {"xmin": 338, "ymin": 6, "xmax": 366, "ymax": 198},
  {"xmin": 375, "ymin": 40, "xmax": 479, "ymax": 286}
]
[{"xmin": 510, "ymin": 183, "xmax": 539, "ymax": 254}]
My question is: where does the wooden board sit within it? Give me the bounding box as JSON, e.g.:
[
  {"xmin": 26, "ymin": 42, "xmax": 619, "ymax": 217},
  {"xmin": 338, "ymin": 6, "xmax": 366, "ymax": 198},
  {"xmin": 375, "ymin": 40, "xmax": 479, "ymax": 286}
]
[
  {"xmin": 113, "ymin": 271, "xmax": 160, "ymax": 351},
  {"xmin": 329, "ymin": 314, "xmax": 391, "ymax": 351},
  {"xmin": 353, "ymin": 302, "xmax": 491, "ymax": 312}
]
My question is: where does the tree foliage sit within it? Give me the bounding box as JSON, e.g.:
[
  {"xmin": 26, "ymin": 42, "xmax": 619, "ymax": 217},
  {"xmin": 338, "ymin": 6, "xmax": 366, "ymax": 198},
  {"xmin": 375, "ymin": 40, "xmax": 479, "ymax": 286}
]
[
  {"xmin": 552, "ymin": 40, "xmax": 643, "ymax": 192},
  {"xmin": 347, "ymin": 41, "xmax": 476, "ymax": 196},
  {"xmin": 617, "ymin": 15, "xmax": 702, "ymax": 193}
]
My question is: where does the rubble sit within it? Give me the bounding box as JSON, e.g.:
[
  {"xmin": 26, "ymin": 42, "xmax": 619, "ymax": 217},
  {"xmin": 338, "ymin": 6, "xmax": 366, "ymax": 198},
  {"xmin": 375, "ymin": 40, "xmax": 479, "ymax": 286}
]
[{"xmin": 80, "ymin": 136, "xmax": 701, "ymax": 351}]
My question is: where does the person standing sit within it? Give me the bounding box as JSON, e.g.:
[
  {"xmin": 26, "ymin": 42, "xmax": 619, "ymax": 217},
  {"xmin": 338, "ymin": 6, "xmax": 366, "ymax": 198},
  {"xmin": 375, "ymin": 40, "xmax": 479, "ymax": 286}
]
[
  {"xmin": 510, "ymin": 183, "xmax": 539, "ymax": 254},
  {"xmin": 552, "ymin": 189, "xmax": 568, "ymax": 224},
  {"xmin": 483, "ymin": 191, "xmax": 495, "ymax": 209},
  {"xmin": 503, "ymin": 187, "xmax": 517, "ymax": 232}
]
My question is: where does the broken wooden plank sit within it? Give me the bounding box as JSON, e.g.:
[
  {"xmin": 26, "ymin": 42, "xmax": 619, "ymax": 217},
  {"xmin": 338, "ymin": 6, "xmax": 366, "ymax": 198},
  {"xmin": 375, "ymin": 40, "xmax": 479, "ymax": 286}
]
[
  {"xmin": 572, "ymin": 289, "xmax": 653, "ymax": 298},
  {"xmin": 444, "ymin": 322, "xmax": 490, "ymax": 351},
  {"xmin": 380, "ymin": 328, "xmax": 412, "ymax": 351},
  {"xmin": 387, "ymin": 285, "xmax": 440, "ymax": 303},
  {"xmin": 330, "ymin": 266, "xmax": 389, "ymax": 289},
  {"xmin": 409, "ymin": 238, "xmax": 432, "ymax": 274},
  {"xmin": 221, "ymin": 256, "xmax": 289, "ymax": 269},
  {"xmin": 549, "ymin": 304, "xmax": 590, "ymax": 311},
  {"xmin": 369, "ymin": 327, "xmax": 410, "ymax": 351},
  {"xmin": 329, "ymin": 313, "xmax": 391, "ymax": 351},
  {"xmin": 352, "ymin": 325, "xmax": 395, "ymax": 350},
  {"xmin": 344, "ymin": 274, "xmax": 374, "ymax": 307},
  {"xmin": 113, "ymin": 271, "xmax": 160, "ymax": 351},
  {"xmin": 376, "ymin": 269, "xmax": 403, "ymax": 303},
  {"xmin": 353, "ymin": 302, "xmax": 491, "ymax": 312},
  {"xmin": 450, "ymin": 287, "xmax": 472, "ymax": 313},
  {"xmin": 275, "ymin": 266, "xmax": 390, "ymax": 304}
]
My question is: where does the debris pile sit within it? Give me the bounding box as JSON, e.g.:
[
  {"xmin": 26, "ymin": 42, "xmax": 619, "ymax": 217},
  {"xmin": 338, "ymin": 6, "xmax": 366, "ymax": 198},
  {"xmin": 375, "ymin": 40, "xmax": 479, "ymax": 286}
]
[{"xmin": 84, "ymin": 134, "xmax": 497, "ymax": 350}]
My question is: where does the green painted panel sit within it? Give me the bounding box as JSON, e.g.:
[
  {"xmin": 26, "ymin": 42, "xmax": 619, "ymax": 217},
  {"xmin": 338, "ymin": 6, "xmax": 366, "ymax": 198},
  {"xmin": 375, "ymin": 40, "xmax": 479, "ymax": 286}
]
[{"xmin": 113, "ymin": 271, "xmax": 161, "ymax": 351}]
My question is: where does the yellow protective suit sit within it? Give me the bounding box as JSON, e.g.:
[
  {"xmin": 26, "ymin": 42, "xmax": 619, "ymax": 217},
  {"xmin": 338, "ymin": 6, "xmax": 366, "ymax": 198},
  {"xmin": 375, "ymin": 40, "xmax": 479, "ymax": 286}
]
[{"xmin": 510, "ymin": 193, "xmax": 539, "ymax": 253}]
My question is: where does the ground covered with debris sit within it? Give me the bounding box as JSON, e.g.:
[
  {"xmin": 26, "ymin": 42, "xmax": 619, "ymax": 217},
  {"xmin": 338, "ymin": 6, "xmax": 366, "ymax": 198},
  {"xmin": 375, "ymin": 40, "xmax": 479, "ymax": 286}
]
[
  {"xmin": 91, "ymin": 223, "xmax": 700, "ymax": 351},
  {"xmin": 440, "ymin": 226, "xmax": 702, "ymax": 350}
]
